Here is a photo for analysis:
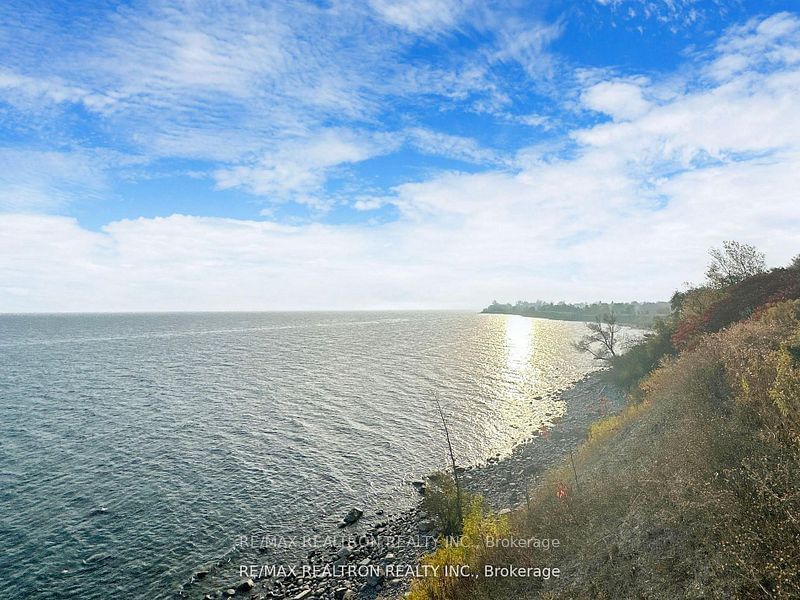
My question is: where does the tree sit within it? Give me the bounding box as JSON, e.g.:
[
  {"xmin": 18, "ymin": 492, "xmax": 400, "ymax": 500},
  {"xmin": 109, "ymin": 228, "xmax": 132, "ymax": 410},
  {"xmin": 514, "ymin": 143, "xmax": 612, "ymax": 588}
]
[
  {"xmin": 705, "ymin": 241, "xmax": 766, "ymax": 288},
  {"xmin": 573, "ymin": 312, "xmax": 620, "ymax": 361},
  {"xmin": 433, "ymin": 394, "xmax": 463, "ymax": 530}
]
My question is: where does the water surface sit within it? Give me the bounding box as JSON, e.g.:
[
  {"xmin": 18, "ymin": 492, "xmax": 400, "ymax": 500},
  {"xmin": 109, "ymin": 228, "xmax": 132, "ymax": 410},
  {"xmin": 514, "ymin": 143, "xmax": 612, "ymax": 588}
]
[{"xmin": 0, "ymin": 311, "xmax": 600, "ymax": 598}]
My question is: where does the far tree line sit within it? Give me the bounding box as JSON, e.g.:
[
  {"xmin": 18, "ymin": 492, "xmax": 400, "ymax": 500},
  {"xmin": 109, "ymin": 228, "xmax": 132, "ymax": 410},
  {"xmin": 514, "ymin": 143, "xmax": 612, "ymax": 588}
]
[{"xmin": 481, "ymin": 299, "xmax": 671, "ymax": 327}]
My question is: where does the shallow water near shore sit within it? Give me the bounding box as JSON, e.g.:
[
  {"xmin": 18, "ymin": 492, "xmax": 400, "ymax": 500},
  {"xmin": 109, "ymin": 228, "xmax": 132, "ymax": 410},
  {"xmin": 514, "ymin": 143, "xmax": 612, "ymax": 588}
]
[{"xmin": 0, "ymin": 311, "xmax": 606, "ymax": 598}]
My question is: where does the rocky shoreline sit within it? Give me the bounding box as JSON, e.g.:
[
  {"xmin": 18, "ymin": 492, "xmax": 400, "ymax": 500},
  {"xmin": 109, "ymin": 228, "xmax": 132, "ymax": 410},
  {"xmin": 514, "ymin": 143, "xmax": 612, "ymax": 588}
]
[{"xmin": 191, "ymin": 371, "xmax": 622, "ymax": 600}]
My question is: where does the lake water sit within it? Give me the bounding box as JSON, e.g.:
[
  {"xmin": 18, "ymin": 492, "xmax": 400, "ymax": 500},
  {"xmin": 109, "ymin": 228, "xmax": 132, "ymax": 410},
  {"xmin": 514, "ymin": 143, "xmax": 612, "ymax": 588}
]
[{"xmin": 0, "ymin": 311, "xmax": 601, "ymax": 598}]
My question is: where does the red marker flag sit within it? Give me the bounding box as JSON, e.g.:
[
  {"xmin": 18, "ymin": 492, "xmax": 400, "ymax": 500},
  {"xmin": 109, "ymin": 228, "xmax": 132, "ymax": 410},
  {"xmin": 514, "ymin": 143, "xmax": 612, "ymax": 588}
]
[{"xmin": 556, "ymin": 482, "xmax": 568, "ymax": 499}]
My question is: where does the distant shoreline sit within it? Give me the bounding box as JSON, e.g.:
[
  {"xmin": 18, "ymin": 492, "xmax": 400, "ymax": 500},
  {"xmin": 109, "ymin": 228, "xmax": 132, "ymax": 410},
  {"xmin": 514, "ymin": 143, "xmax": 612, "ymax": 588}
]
[{"xmin": 479, "ymin": 309, "xmax": 658, "ymax": 328}]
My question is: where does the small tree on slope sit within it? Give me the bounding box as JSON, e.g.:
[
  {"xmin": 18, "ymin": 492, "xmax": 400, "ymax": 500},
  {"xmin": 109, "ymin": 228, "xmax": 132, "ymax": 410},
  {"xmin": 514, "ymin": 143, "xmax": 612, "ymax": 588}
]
[{"xmin": 573, "ymin": 311, "xmax": 620, "ymax": 361}]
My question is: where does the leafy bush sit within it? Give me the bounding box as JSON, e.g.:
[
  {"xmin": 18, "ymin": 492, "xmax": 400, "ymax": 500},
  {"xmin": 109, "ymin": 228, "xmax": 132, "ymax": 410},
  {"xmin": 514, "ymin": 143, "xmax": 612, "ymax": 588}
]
[
  {"xmin": 605, "ymin": 316, "xmax": 676, "ymax": 395},
  {"xmin": 409, "ymin": 497, "xmax": 510, "ymax": 600},
  {"xmin": 673, "ymin": 269, "xmax": 800, "ymax": 349},
  {"xmin": 712, "ymin": 300, "xmax": 800, "ymax": 446},
  {"xmin": 423, "ymin": 471, "xmax": 472, "ymax": 537},
  {"xmin": 670, "ymin": 286, "xmax": 727, "ymax": 319},
  {"xmin": 769, "ymin": 348, "xmax": 800, "ymax": 446},
  {"xmin": 703, "ymin": 268, "xmax": 800, "ymax": 332},
  {"xmin": 712, "ymin": 443, "xmax": 800, "ymax": 597}
]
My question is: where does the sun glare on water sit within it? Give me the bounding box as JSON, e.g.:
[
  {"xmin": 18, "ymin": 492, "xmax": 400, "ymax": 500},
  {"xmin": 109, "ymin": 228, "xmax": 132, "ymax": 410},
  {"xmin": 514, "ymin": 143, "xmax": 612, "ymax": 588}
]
[{"xmin": 504, "ymin": 314, "xmax": 534, "ymax": 372}]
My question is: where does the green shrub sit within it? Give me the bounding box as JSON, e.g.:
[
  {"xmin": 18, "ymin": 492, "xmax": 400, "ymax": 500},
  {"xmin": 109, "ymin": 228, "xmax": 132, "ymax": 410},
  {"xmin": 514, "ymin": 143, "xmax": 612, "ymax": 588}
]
[
  {"xmin": 712, "ymin": 443, "xmax": 800, "ymax": 598},
  {"xmin": 423, "ymin": 471, "xmax": 473, "ymax": 537},
  {"xmin": 605, "ymin": 316, "xmax": 676, "ymax": 396},
  {"xmin": 409, "ymin": 497, "xmax": 511, "ymax": 600}
]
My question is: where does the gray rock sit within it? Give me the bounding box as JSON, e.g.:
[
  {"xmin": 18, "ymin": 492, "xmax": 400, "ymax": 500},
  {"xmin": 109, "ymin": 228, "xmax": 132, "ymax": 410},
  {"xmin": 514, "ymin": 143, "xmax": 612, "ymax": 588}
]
[
  {"xmin": 336, "ymin": 546, "xmax": 352, "ymax": 559},
  {"xmin": 418, "ymin": 519, "xmax": 435, "ymax": 533},
  {"xmin": 237, "ymin": 579, "xmax": 255, "ymax": 592},
  {"xmin": 333, "ymin": 587, "xmax": 349, "ymax": 600},
  {"xmin": 365, "ymin": 573, "xmax": 385, "ymax": 588},
  {"xmin": 338, "ymin": 508, "xmax": 363, "ymax": 527}
]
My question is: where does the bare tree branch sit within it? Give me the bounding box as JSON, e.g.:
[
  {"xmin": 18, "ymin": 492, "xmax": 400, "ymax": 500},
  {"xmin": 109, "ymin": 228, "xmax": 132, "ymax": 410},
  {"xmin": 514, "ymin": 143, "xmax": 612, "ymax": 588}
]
[
  {"xmin": 573, "ymin": 311, "xmax": 620, "ymax": 362},
  {"xmin": 433, "ymin": 394, "xmax": 463, "ymax": 527}
]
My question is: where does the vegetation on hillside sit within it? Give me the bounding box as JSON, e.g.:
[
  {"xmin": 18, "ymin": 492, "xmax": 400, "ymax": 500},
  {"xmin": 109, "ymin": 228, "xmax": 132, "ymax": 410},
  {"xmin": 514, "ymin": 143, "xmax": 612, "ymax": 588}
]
[{"xmin": 409, "ymin": 244, "xmax": 800, "ymax": 600}]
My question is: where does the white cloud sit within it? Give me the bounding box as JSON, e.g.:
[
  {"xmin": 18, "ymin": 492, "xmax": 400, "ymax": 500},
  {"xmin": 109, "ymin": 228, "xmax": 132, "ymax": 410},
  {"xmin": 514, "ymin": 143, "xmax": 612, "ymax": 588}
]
[
  {"xmin": 582, "ymin": 80, "xmax": 651, "ymax": 121},
  {"xmin": 212, "ymin": 130, "xmax": 398, "ymax": 201},
  {"xmin": 0, "ymin": 149, "xmax": 112, "ymax": 211},
  {"xmin": 369, "ymin": 0, "xmax": 465, "ymax": 34},
  {"xmin": 709, "ymin": 12, "xmax": 800, "ymax": 75},
  {"xmin": 405, "ymin": 128, "xmax": 504, "ymax": 165},
  {"xmin": 352, "ymin": 196, "xmax": 392, "ymax": 211},
  {"xmin": 516, "ymin": 114, "xmax": 551, "ymax": 128},
  {"xmin": 576, "ymin": 72, "xmax": 800, "ymax": 167},
  {"xmin": 212, "ymin": 127, "xmax": 505, "ymax": 202},
  {"xmin": 487, "ymin": 16, "xmax": 564, "ymax": 80},
  {"xmin": 0, "ymin": 69, "xmax": 116, "ymax": 111},
  {"xmin": 592, "ymin": 0, "xmax": 705, "ymax": 28}
]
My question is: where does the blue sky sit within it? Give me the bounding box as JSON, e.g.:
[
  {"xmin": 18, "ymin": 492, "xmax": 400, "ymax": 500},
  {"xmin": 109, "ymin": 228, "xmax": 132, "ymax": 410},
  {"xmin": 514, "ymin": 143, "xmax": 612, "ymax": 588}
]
[{"xmin": 1, "ymin": 0, "xmax": 800, "ymax": 311}]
